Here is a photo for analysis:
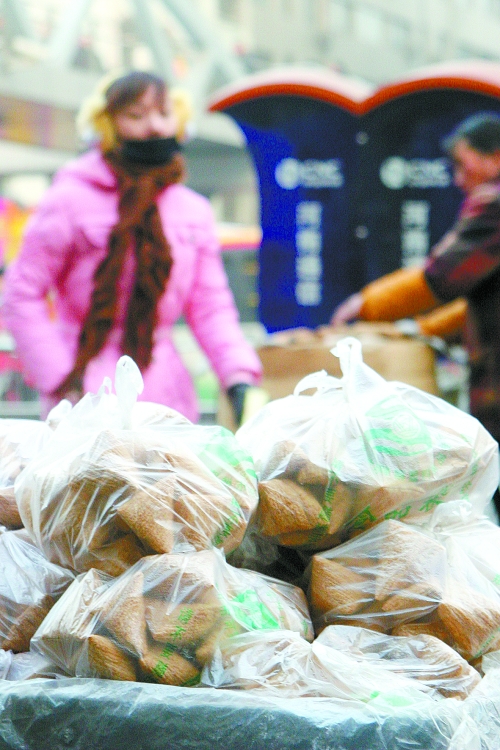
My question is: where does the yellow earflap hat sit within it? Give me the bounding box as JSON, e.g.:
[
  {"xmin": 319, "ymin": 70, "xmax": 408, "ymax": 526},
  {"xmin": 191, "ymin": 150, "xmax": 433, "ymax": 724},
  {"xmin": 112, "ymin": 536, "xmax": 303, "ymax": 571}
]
[{"xmin": 77, "ymin": 71, "xmax": 193, "ymax": 152}]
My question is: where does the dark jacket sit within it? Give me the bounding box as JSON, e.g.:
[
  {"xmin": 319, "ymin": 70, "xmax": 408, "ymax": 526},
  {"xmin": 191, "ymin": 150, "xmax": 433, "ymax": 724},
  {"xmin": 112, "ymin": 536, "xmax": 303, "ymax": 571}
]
[{"xmin": 425, "ymin": 180, "xmax": 500, "ymax": 441}]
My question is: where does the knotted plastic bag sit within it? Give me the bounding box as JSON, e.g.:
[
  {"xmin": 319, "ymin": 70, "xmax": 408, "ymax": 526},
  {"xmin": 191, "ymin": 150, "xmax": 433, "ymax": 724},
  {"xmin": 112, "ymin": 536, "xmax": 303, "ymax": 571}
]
[
  {"xmin": 0, "ymin": 404, "xmax": 68, "ymax": 528},
  {"xmin": 15, "ymin": 357, "xmax": 259, "ymax": 574},
  {"xmin": 32, "ymin": 547, "xmax": 313, "ymax": 685},
  {"xmin": 306, "ymin": 515, "xmax": 500, "ymax": 665},
  {"xmin": 0, "ymin": 527, "xmax": 74, "ymax": 653},
  {"xmin": 236, "ymin": 337, "xmax": 499, "ymax": 550}
]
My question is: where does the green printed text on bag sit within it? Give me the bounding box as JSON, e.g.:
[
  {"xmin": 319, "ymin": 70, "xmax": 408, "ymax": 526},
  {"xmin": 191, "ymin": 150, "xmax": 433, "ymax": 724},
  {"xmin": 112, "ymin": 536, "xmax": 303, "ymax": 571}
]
[{"xmin": 224, "ymin": 589, "xmax": 280, "ymax": 631}]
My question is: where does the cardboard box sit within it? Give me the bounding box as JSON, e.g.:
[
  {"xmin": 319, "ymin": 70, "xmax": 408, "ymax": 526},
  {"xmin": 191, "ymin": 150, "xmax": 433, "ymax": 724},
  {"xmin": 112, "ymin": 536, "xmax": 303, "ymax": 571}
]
[{"xmin": 218, "ymin": 325, "xmax": 438, "ymax": 431}]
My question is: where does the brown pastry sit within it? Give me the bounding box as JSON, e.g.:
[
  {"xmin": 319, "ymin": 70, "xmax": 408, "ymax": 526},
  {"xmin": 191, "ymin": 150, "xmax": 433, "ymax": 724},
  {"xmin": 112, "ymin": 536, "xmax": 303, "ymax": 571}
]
[
  {"xmin": 374, "ymin": 521, "xmax": 446, "ymax": 602},
  {"xmin": 1, "ymin": 595, "xmax": 54, "ymax": 653},
  {"xmin": 100, "ymin": 572, "xmax": 147, "ymax": 656},
  {"xmin": 392, "ymin": 618, "xmax": 454, "ymax": 645},
  {"xmin": 116, "ymin": 476, "xmax": 176, "ymax": 554},
  {"xmin": 86, "ymin": 634, "xmax": 137, "ymax": 681},
  {"xmin": 318, "ymin": 479, "xmax": 354, "ymax": 543},
  {"xmin": 257, "ymin": 478, "xmax": 328, "ymax": 539},
  {"xmin": 139, "ymin": 642, "xmax": 200, "ymax": 686},
  {"xmin": 194, "ymin": 628, "xmax": 220, "ymax": 666},
  {"xmin": 174, "ymin": 478, "xmax": 246, "ymax": 553},
  {"xmin": 77, "ymin": 534, "xmax": 143, "ymax": 577},
  {"xmin": 411, "ymin": 633, "xmax": 481, "ymax": 698},
  {"xmin": 308, "ymin": 555, "xmax": 370, "ymax": 617},
  {"xmin": 381, "ymin": 580, "xmax": 442, "ymax": 614},
  {"xmin": 264, "ymin": 439, "xmax": 301, "ymax": 477},
  {"xmin": 0, "ymin": 489, "xmax": 22, "ymax": 528},
  {"xmin": 438, "ymin": 588, "xmax": 500, "ymax": 660},
  {"xmin": 142, "ymin": 551, "xmax": 218, "ymax": 600},
  {"xmin": 145, "ymin": 600, "xmax": 223, "ymax": 646}
]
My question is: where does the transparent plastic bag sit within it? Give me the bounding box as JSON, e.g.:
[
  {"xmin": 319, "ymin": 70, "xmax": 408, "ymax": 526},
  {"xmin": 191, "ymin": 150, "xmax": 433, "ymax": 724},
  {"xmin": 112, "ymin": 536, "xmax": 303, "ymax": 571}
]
[
  {"xmin": 236, "ymin": 337, "xmax": 499, "ymax": 550},
  {"xmin": 201, "ymin": 627, "xmax": 446, "ymax": 708},
  {"xmin": 5, "ymin": 650, "xmax": 59, "ymax": 681},
  {"xmin": 15, "ymin": 358, "xmax": 259, "ymax": 574},
  {"xmin": 0, "ymin": 527, "xmax": 74, "ymax": 653},
  {"xmin": 429, "ymin": 500, "xmax": 500, "ymax": 591},
  {"xmin": 316, "ymin": 624, "xmax": 480, "ymax": 700},
  {"xmin": 32, "ymin": 547, "xmax": 313, "ymax": 685},
  {"xmin": 306, "ymin": 517, "xmax": 500, "ymax": 664},
  {"xmin": 0, "ymin": 417, "xmax": 54, "ymax": 528}
]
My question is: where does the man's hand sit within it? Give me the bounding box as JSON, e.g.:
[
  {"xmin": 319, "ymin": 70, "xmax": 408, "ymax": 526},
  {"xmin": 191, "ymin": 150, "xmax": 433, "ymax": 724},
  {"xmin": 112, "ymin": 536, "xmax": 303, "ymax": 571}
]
[{"xmin": 330, "ymin": 292, "xmax": 363, "ymax": 326}]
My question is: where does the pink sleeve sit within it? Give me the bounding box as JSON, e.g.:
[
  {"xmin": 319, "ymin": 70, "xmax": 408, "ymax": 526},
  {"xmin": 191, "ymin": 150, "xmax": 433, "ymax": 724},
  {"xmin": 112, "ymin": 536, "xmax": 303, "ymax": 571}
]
[
  {"xmin": 183, "ymin": 204, "xmax": 262, "ymax": 389},
  {"xmin": 2, "ymin": 187, "xmax": 76, "ymax": 394}
]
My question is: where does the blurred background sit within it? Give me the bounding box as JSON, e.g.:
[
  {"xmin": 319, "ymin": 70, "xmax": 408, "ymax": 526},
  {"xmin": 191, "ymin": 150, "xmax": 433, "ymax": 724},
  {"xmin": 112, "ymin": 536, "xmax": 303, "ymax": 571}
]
[
  {"xmin": 3, "ymin": 0, "xmax": 500, "ymax": 228},
  {"xmin": 0, "ymin": 0, "xmax": 498, "ymax": 418}
]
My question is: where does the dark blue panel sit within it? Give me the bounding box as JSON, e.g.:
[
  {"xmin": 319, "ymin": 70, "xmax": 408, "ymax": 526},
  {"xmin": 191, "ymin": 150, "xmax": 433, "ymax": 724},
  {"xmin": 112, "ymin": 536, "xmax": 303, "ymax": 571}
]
[
  {"xmin": 224, "ymin": 88, "xmax": 500, "ymax": 332},
  {"xmin": 227, "ymin": 96, "xmax": 356, "ymax": 332}
]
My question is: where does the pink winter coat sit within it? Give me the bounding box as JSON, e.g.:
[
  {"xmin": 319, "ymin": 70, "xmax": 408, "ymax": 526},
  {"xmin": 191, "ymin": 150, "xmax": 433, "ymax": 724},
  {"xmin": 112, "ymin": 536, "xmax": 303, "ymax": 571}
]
[{"xmin": 2, "ymin": 149, "xmax": 262, "ymax": 422}]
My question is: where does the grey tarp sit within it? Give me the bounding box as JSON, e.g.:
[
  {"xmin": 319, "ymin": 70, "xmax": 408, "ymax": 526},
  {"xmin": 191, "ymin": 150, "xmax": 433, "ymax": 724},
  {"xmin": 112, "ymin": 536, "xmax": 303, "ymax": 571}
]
[{"xmin": 1, "ymin": 673, "xmax": 500, "ymax": 750}]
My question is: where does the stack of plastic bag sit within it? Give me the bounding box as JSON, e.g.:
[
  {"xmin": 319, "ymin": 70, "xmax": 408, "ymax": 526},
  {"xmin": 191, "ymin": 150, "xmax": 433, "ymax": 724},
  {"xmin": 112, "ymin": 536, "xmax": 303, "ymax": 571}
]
[
  {"xmin": 32, "ymin": 547, "xmax": 313, "ymax": 685},
  {"xmin": 0, "ymin": 345, "xmax": 500, "ymax": 747},
  {"xmin": 15, "ymin": 358, "xmax": 259, "ymax": 575}
]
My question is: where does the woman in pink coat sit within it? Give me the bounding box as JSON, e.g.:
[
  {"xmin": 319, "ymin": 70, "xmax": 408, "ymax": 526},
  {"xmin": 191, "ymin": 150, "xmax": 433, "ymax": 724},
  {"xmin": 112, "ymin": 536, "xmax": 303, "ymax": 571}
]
[{"xmin": 2, "ymin": 71, "xmax": 262, "ymax": 423}]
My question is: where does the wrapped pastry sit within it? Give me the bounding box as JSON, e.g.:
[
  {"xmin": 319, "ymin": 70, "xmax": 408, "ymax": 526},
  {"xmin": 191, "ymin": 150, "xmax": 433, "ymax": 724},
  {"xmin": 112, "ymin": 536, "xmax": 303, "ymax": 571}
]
[
  {"xmin": 16, "ymin": 360, "xmax": 259, "ymax": 574},
  {"xmin": 201, "ymin": 628, "xmax": 441, "ymax": 708},
  {"xmin": 33, "ymin": 548, "xmax": 313, "ymax": 686},
  {"xmin": 0, "ymin": 528, "xmax": 74, "ymax": 653},
  {"xmin": 317, "ymin": 625, "xmax": 480, "ymax": 700},
  {"xmin": 236, "ymin": 338, "xmax": 499, "ymax": 549},
  {"xmin": 0, "ymin": 419, "xmax": 53, "ymax": 528},
  {"xmin": 306, "ymin": 520, "xmax": 447, "ymax": 635}
]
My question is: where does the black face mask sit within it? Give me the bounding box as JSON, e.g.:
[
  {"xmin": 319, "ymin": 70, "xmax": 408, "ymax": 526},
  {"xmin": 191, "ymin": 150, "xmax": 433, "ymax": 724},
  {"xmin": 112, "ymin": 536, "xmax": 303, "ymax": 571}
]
[{"xmin": 121, "ymin": 136, "xmax": 181, "ymax": 167}]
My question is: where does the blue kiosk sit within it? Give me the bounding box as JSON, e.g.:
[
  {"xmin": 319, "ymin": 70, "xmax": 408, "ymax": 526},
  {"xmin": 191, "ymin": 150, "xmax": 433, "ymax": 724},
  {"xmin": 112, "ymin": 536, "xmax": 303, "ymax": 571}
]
[{"xmin": 209, "ymin": 61, "xmax": 500, "ymax": 332}]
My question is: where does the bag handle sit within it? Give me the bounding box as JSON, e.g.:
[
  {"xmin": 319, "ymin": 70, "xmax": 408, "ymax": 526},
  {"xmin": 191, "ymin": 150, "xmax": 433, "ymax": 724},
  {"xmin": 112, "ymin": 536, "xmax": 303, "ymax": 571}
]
[
  {"xmin": 294, "ymin": 370, "xmax": 339, "ymax": 396},
  {"xmin": 115, "ymin": 356, "xmax": 144, "ymax": 428}
]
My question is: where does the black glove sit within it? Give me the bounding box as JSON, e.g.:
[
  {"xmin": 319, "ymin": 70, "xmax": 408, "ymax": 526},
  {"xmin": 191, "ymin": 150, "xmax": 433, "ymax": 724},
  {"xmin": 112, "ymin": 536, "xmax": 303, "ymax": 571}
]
[{"xmin": 226, "ymin": 383, "xmax": 251, "ymax": 427}]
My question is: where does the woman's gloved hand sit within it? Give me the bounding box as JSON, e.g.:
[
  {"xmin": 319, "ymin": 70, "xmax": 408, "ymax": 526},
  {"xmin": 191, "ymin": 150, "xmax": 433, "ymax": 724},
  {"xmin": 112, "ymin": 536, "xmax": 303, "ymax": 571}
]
[{"xmin": 226, "ymin": 383, "xmax": 251, "ymax": 427}]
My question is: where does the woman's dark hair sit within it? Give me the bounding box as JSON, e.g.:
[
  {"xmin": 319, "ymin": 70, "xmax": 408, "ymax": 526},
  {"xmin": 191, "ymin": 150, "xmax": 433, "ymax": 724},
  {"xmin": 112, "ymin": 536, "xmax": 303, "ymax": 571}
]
[
  {"xmin": 443, "ymin": 113, "xmax": 500, "ymax": 155},
  {"xmin": 104, "ymin": 71, "xmax": 166, "ymax": 114}
]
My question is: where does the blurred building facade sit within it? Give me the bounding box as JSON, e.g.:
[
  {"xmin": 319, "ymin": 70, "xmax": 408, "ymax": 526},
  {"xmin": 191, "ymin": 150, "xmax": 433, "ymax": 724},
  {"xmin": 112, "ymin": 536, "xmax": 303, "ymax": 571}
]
[
  {"xmin": 204, "ymin": 0, "xmax": 500, "ymax": 84},
  {"xmin": 1, "ymin": 0, "xmax": 500, "ymax": 223}
]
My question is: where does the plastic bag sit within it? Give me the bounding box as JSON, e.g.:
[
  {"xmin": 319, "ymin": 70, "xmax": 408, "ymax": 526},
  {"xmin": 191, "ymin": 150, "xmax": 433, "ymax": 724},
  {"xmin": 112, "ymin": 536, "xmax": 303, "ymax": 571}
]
[
  {"xmin": 0, "ymin": 418, "xmax": 54, "ymax": 528},
  {"xmin": 316, "ymin": 625, "xmax": 480, "ymax": 700},
  {"xmin": 306, "ymin": 517, "xmax": 500, "ymax": 664},
  {"xmin": 0, "ymin": 527, "xmax": 74, "ymax": 653},
  {"xmin": 5, "ymin": 650, "xmax": 59, "ymax": 681},
  {"xmin": 0, "ymin": 649, "xmax": 11, "ymax": 679},
  {"xmin": 32, "ymin": 547, "xmax": 313, "ymax": 685},
  {"xmin": 201, "ymin": 627, "xmax": 450, "ymax": 708},
  {"xmin": 15, "ymin": 358, "xmax": 259, "ymax": 574},
  {"xmin": 235, "ymin": 337, "xmax": 499, "ymax": 550},
  {"xmin": 429, "ymin": 500, "xmax": 500, "ymax": 591}
]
